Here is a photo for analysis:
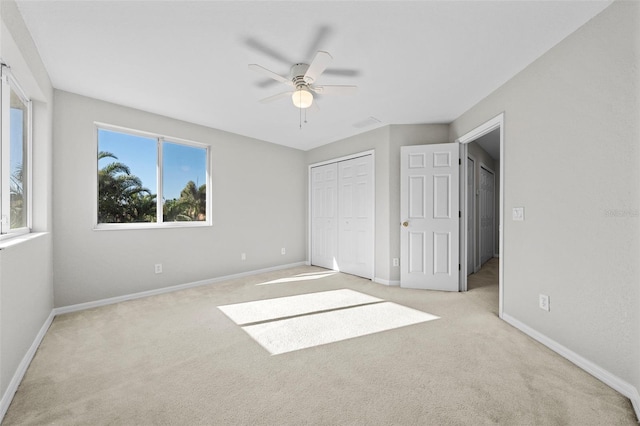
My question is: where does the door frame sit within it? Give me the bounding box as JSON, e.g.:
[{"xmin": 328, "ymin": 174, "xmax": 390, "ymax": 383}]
[
  {"xmin": 456, "ymin": 113, "xmax": 504, "ymax": 318},
  {"xmin": 308, "ymin": 150, "xmax": 376, "ymax": 280},
  {"xmin": 466, "ymin": 155, "xmax": 476, "ymax": 275}
]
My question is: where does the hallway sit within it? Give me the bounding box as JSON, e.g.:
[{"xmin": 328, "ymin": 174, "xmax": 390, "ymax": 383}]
[{"xmin": 467, "ymin": 257, "xmax": 499, "ymax": 316}]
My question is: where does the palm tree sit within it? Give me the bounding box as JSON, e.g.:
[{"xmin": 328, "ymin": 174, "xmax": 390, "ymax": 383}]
[
  {"xmin": 9, "ymin": 163, "xmax": 25, "ymax": 228},
  {"xmin": 98, "ymin": 151, "xmax": 156, "ymax": 223},
  {"xmin": 163, "ymin": 180, "xmax": 206, "ymax": 221}
]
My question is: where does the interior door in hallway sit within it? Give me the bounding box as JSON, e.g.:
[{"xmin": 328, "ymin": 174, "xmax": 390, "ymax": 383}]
[
  {"xmin": 400, "ymin": 143, "xmax": 459, "ymax": 291},
  {"xmin": 310, "ymin": 163, "xmax": 338, "ymax": 270},
  {"xmin": 337, "ymin": 155, "xmax": 374, "ymax": 279},
  {"xmin": 479, "ymin": 165, "xmax": 495, "ymax": 265}
]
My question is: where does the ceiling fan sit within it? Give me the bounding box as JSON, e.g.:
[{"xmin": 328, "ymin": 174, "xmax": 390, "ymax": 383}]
[{"xmin": 249, "ymin": 50, "xmax": 357, "ymax": 109}]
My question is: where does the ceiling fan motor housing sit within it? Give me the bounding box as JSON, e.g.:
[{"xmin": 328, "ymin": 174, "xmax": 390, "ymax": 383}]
[{"xmin": 290, "ymin": 63, "xmax": 312, "ymax": 86}]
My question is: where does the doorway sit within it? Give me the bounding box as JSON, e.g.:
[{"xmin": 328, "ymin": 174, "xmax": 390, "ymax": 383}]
[{"xmin": 457, "ymin": 114, "xmax": 504, "ymax": 318}]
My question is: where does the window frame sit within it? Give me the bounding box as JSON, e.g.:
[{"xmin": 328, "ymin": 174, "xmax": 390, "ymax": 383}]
[
  {"xmin": 0, "ymin": 65, "xmax": 33, "ymax": 240},
  {"xmin": 94, "ymin": 123, "xmax": 212, "ymax": 230}
]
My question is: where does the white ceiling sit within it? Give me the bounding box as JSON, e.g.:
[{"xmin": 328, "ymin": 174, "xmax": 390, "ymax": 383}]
[{"xmin": 16, "ymin": 1, "xmax": 611, "ymax": 151}]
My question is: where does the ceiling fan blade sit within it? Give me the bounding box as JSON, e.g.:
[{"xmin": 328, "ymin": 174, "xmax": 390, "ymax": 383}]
[
  {"xmin": 259, "ymin": 91, "xmax": 293, "ymax": 104},
  {"xmin": 248, "ymin": 64, "xmax": 292, "ymax": 86},
  {"xmin": 303, "ymin": 51, "xmax": 332, "ymax": 84},
  {"xmin": 305, "ymin": 26, "xmax": 332, "ymax": 61},
  {"xmin": 311, "ymin": 85, "xmax": 358, "ymax": 96},
  {"xmin": 245, "ymin": 38, "xmax": 292, "ymax": 64},
  {"xmin": 323, "ymin": 68, "xmax": 360, "ymax": 78},
  {"xmin": 256, "ymin": 78, "xmax": 279, "ymax": 89}
]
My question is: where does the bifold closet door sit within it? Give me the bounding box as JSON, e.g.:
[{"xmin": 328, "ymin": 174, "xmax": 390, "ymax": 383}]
[
  {"xmin": 310, "ymin": 155, "xmax": 373, "ymax": 279},
  {"xmin": 337, "ymin": 156, "xmax": 373, "ymax": 279},
  {"xmin": 310, "ymin": 163, "xmax": 338, "ymax": 270}
]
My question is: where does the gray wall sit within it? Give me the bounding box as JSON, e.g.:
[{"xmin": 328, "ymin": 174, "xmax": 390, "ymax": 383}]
[
  {"xmin": 306, "ymin": 123, "xmax": 449, "ymax": 284},
  {"xmin": 0, "ymin": 0, "xmax": 54, "ymax": 407},
  {"xmin": 450, "ymin": 0, "xmax": 639, "ymax": 399},
  {"xmin": 53, "ymin": 91, "xmax": 307, "ymax": 307},
  {"xmin": 306, "ymin": 126, "xmax": 392, "ymax": 283},
  {"xmin": 388, "ymin": 124, "xmax": 450, "ymax": 282}
]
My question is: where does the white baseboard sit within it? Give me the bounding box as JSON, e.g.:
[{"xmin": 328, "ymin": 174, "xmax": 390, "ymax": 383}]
[
  {"xmin": 0, "ymin": 311, "xmax": 55, "ymax": 422},
  {"xmin": 502, "ymin": 313, "xmax": 640, "ymax": 422},
  {"xmin": 1, "ymin": 262, "xmax": 308, "ymax": 423},
  {"xmin": 374, "ymin": 277, "xmax": 400, "ymax": 286},
  {"xmin": 54, "ymin": 261, "xmax": 308, "ymax": 315}
]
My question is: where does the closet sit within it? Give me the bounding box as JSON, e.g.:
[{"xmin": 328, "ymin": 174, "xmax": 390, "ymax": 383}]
[{"xmin": 310, "ymin": 154, "xmax": 374, "ymax": 279}]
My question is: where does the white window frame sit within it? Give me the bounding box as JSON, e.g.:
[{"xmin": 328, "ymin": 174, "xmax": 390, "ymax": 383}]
[
  {"xmin": 95, "ymin": 123, "xmax": 212, "ymax": 230},
  {"xmin": 0, "ymin": 64, "xmax": 33, "ymax": 239}
]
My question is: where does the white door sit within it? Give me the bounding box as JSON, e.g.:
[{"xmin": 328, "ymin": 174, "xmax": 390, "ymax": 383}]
[
  {"xmin": 467, "ymin": 157, "xmax": 475, "ymax": 275},
  {"xmin": 311, "ymin": 163, "xmax": 338, "ymax": 270},
  {"xmin": 338, "ymin": 155, "xmax": 374, "ymax": 278},
  {"xmin": 400, "ymin": 143, "xmax": 459, "ymax": 291},
  {"xmin": 479, "ymin": 166, "xmax": 495, "ymax": 265}
]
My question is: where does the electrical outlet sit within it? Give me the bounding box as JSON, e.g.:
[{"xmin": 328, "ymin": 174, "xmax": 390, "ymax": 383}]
[
  {"xmin": 392, "ymin": 258, "xmax": 399, "ymax": 267},
  {"xmin": 281, "ymin": 248, "xmax": 286, "ymax": 255},
  {"xmin": 539, "ymin": 294, "xmax": 550, "ymax": 312},
  {"xmin": 154, "ymin": 264, "xmax": 162, "ymax": 274},
  {"xmin": 241, "ymin": 253, "xmax": 246, "ymax": 261}
]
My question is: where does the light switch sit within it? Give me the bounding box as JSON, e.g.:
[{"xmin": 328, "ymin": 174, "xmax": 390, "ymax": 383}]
[{"xmin": 512, "ymin": 207, "xmax": 524, "ymax": 221}]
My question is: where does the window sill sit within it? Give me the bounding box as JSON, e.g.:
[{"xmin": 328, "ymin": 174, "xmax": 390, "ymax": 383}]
[
  {"xmin": 0, "ymin": 232, "xmax": 49, "ymax": 250},
  {"xmin": 94, "ymin": 222, "xmax": 212, "ymax": 231}
]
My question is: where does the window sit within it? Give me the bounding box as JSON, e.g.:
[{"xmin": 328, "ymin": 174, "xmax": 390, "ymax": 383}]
[
  {"xmin": 0, "ymin": 65, "xmax": 32, "ymax": 237},
  {"xmin": 96, "ymin": 125, "xmax": 210, "ymax": 228}
]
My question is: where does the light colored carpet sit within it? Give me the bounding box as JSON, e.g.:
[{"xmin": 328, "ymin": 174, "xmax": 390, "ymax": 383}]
[
  {"xmin": 218, "ymin": 288, "xmax": 383, "ymax": 325},
  {"xmin": 239, "ymin": 298, "xmax": 439, "ymax": 355},
  {"xmin": 4, "ymin": 258, "xmax": 637, "ymax": 425}
]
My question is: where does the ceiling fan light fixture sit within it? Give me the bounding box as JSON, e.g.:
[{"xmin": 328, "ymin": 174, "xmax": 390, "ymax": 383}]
[{"xmin": 292, "ymin": 87, "xmax": 313, "ymax": 109}]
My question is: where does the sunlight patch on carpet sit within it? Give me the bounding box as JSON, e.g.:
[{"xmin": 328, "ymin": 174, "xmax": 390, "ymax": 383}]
[
  {"xmin": 219, "ymin": 290, "xmax": 439, "ymax": 355},
  {"xmin": 255, "ymin": 271, "xmax": 337, "ymax": 286},
  {"xmin": 218, "ymin": 289, "xmax": 381, "ymax": 325}
]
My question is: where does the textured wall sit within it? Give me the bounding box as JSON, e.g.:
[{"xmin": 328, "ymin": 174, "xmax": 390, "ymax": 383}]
[
  {"xmin": 306, "ymin": 123, "xmax": 450, "ymax": 284},
  {"xmin": 450, "ymin": 0, "xmax": 639, "ymax": 401},
  {"xmin": 0, "ymin": 0, "xmax": 54, "ymax": 409},
  {"xmin": 53, "ymin": 91, "xmax": 307, "ymax": 307}
]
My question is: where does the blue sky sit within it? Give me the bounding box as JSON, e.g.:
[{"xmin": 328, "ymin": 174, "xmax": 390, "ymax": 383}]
[
  {"xmin": 10, "ymin": 108, "xmax": 24, "ymax": 181},
  {"xmin": 98, "ymin": 129, "xmax": 206, "ymax": 201}
]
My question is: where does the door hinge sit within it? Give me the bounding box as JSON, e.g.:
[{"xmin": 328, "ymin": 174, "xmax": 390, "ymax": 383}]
[
  {"xmin": 459, "ymin": 211, "xmax": 461, "ymax": 218},
  {"xmin": 458, "ymin": 264, "xmax": 461, "ymax": 271},
  {"xmin": 459, "ymin": 158, "xmax": 461, "ymax": 165}
]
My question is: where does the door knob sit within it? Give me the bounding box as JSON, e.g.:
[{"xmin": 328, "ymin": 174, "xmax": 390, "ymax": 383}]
[{"xmin": 402, "ymin": 221, "xmax": 409, "ymax": 227}]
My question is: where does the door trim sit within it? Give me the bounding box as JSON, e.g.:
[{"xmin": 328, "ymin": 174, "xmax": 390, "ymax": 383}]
[
  {"xmin": 308, "ymin": 150, "xmax": 375, "ymax": 280},
  {"xmin": 466, "ymin": 155, "xmax": 476, "ymax": 276},
  {"xmin": 456, "ymin": 113, "xmax": 504, "ymax": 319}
]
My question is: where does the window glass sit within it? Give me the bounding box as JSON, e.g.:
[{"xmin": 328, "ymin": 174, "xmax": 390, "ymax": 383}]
[
  {"xmin": 163, "ymin": 141, "xmax": 207, "ymax": 222},
  {"xmin": 9, "ymin": 89, "xmax": 28, "ymax": 229},
  {"xmin": 97, "ymin": 129, "xmax": 157, "ymax": 223},
  {"xmin": 96, "ymin": 126, "xmax": 210, "ymax": 228}
]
